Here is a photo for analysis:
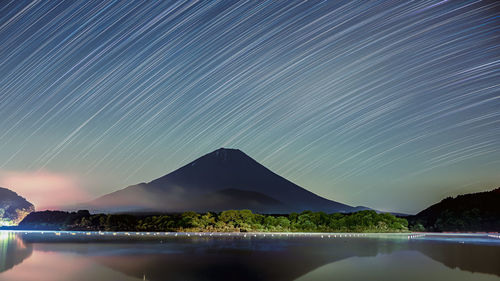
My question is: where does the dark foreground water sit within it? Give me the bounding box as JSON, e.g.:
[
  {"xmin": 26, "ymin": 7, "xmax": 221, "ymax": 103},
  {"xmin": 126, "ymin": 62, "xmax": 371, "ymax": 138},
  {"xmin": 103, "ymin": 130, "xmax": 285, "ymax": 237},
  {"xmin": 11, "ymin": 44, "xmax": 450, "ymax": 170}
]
[{"xmin": 1, "ymin": 231, "xmax": 499, "ymax": 281}]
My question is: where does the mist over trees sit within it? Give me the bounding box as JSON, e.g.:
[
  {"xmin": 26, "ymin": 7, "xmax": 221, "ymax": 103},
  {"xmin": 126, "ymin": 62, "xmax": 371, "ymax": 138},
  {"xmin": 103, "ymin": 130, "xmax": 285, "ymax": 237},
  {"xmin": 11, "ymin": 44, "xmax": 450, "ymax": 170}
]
[{"xmin": 17, "ymin": 188, "xmax": 500, "ymax": 233}]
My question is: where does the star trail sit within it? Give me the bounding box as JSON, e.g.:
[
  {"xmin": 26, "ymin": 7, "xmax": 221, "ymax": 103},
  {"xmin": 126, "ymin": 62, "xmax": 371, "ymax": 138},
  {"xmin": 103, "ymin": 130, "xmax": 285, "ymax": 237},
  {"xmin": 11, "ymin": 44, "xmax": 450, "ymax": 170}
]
[{"xmin": 0, "ymin": 0, "xmax": 499, "ymax": 213}]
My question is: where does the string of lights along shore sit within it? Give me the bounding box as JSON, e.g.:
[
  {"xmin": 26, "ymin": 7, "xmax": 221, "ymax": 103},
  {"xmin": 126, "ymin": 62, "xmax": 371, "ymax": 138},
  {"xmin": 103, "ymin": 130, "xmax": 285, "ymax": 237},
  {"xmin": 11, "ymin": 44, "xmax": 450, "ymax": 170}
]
[{"xmin": 0, "ymin": 0, "xmax": 498, "ymax": 213}]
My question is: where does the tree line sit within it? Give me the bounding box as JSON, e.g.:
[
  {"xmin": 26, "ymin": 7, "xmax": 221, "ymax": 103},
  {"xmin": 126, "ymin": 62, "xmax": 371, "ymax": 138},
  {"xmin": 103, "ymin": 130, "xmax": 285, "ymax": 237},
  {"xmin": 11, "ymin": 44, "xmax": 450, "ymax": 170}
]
[
  {"xmin": 18, "ymin": 209, "xmax": 409, "ymax": 232},
  {"xmin": 407, "ymin": 187, "xmax": 500, "ymax": 232}
]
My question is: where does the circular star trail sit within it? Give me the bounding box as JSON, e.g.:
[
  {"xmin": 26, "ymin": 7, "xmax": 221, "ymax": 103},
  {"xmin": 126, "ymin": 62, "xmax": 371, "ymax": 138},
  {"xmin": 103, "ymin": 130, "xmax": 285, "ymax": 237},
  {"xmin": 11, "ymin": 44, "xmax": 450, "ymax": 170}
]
[{"xmin": 0, "ymin": 0, "xmax": 499, "ymax": 213}]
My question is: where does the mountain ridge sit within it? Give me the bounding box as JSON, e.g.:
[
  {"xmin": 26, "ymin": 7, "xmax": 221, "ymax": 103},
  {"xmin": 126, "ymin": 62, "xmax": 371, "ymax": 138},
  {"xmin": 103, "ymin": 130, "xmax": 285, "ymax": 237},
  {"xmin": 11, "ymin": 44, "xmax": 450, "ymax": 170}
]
[
  {"xmin": 87, "ymin": 148, "xmax": 369, "ymax": 213},
  {"xmin": 408, "ymin": 187, "xmax": 500, "ymax": 231}
]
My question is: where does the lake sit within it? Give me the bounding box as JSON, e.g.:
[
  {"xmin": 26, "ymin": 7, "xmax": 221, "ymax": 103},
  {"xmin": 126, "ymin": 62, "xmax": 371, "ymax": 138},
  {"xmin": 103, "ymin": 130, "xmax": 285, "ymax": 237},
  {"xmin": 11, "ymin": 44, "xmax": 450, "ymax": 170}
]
[{"xmin": 1, "ymin": 231, "xmax": 499, "ymax": 281}]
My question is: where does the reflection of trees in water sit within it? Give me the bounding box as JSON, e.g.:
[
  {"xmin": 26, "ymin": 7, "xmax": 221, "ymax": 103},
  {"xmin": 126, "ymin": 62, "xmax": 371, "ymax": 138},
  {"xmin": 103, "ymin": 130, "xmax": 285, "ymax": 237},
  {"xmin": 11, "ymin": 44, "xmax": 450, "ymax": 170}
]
[
  {"xmin": 91, "ymin": 238, "xmax": 408, "ymax": 281},
  {"xmin": 0, "ymin": 232, "xmax": 33, "ymax": 273},
  {"xmin": 90, "ymin": 238, "xmax": 500, "ymax": 281},
  {"xmin": 410, "ymin": 241, "xmax": 500, "ymax": 277},
  {"xmin": 5, "ymin": 234, "xmax": 500, "ymax": 280}
]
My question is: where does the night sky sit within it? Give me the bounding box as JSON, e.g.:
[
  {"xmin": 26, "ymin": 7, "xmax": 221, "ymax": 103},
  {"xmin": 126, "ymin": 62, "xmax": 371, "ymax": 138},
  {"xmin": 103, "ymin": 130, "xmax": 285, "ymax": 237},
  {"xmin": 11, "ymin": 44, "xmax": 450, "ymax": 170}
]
[{"xmin": 0, "ymin": 1, "xmax": 499, "ymax": 213}]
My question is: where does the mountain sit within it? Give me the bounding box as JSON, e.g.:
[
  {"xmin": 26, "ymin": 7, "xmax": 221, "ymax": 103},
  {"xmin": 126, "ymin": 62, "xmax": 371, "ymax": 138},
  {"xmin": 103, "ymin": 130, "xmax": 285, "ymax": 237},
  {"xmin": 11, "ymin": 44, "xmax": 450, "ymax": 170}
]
[
  {"xmin": 87, "ymin": 148, "xmax": 368, "ymax": 213},
  {"xmin": 0, "ymin": 187, "xmax": 35, "ymax": 226},
  {"xmin": 408, "ymin": 187, "xmax": 500, "ymax": 232}
]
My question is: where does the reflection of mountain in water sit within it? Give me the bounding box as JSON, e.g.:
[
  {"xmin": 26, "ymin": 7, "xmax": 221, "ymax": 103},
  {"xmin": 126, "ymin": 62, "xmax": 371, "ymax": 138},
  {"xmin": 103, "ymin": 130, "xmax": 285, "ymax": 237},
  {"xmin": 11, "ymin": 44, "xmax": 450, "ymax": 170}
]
[
  {"xmin": 19, "ymin": 235, "xmax": 400, "ymax": 281},
  {"xmin": 91, "ymin": 238, "xmax": 388, "ymax": 281},
  {"xmin": 410, "ymin": 241, "xmax": 500, "ymax": 277},
  {"xmin": 61, "ymin": 239, "xmax": 500, "ymax": 280},
  {"xmin": 0, "ymin": 232, "xmax": 33, "ymax": 273},
  {"xmin": 6, "ymin": 233, "xmax": 500, "ymax": 280},
  {"xmin": 88, "ymin": 238, "xmax": 500, "ymax": 280}
]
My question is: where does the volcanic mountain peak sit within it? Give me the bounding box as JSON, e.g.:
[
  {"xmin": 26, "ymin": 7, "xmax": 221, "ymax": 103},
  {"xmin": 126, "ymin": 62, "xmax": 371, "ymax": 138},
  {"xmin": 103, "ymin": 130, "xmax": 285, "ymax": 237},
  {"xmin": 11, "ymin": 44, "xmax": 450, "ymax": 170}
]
[
  {"xmin": 211, "ymin": 147, "xmax": 244, "ymax": 157},
  {"xmin": 184, "ymin": 148, "xmax": 249, "ymax": 167},
  {"xmin": 88, "ymin": 148, "xmax": 369, "ymax": 213}
]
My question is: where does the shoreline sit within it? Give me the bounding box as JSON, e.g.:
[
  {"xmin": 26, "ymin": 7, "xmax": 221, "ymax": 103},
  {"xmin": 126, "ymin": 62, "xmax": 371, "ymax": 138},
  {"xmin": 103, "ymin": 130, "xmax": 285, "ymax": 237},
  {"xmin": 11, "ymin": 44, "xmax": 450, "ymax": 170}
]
[
  {"xmin": 2, "ymin": 229, "xmax": 498, "ymax": 236},
  {"xmin": 3, "ymin": 230, "xmax": 500, "ymax": 246}
]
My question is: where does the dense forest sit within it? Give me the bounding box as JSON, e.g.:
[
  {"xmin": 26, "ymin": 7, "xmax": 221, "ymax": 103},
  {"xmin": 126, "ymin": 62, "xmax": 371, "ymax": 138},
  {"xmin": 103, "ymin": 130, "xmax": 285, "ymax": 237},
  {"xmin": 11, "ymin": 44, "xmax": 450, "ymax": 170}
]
[
  {"xmin": 0, "ymin": 187, "xmax": 35, "ymax": 226},
  {"xmin": 407, "ymin": 187, "xmax": 500, "ymax": 232},
  {"xmin": 17, "ymin": 209, "xmax": 409, "ymax": 233},
  {"xmin": 9, "ymin": 188, "xmax": 500, "ymax": 233}
]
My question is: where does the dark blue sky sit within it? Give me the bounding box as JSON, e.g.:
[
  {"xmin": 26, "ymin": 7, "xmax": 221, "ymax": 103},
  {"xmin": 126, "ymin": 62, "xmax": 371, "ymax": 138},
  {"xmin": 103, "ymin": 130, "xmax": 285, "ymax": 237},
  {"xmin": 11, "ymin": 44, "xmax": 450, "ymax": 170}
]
[{"xmin": 0, "ymin": 0, "xmax": 499, "ymax": 213}]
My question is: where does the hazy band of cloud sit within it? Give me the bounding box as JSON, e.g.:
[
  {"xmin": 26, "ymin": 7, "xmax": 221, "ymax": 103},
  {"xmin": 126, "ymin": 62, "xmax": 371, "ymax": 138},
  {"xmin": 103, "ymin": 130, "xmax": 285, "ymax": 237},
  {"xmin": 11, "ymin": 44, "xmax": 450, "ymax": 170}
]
[{"xmin": 0, "ymin": 170, "xmax": 91, "ymax": 210}]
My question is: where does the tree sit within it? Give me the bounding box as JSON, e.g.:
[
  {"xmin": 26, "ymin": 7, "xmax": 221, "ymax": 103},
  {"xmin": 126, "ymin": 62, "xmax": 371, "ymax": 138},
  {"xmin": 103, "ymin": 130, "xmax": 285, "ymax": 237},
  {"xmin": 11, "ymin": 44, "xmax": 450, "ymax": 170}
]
[{"xmin": 180, "ymin": 212, "xmax": 201, "ymax": 229}]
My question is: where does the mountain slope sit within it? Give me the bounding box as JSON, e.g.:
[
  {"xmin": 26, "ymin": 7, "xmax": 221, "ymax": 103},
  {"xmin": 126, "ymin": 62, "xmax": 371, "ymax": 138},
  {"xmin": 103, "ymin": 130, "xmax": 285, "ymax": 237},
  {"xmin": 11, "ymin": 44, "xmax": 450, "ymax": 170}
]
[
  {"xmin": 0, "ymin": 187, "xmax": 35, "ymax": 226},
  {"xmin": 408, "ymin": 187, "xmax": 500, "ymax": 231},
  {"xmin": 88, "ymin": 148, "xmax": 368, "ymax": 213}
]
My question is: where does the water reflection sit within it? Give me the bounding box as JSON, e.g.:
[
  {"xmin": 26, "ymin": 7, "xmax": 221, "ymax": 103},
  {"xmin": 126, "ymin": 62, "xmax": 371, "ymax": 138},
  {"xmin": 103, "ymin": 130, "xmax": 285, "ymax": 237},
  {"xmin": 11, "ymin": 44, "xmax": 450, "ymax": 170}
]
[
  {"xmin": 410, "ymin": 241, "xmax": 500, "ymax": 277},
  {"xmin": 296, "ymin": 251, "xmax": 500, "ymax": 281},
  {"xmin": 0, "ymin": 232, "xmax": 498, "ymax": 281},
  {"xmin": 0, "ymin": 232, "xmax": 32, "ymax": 273}
]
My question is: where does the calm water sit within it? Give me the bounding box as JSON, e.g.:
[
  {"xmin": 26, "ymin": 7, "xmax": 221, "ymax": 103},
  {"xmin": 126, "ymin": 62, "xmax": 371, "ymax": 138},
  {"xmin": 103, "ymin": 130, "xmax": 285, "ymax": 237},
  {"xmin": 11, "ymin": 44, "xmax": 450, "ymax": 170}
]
[{"xmin": 1, "ymin": 231, "xmax": 499, "ymax": 281}]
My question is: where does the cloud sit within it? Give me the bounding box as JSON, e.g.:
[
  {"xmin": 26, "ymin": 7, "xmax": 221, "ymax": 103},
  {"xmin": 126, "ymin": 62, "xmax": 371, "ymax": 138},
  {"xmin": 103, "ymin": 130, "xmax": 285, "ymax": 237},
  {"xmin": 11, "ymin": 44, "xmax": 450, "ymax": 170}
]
[{"xmin": 0, "ymin": 170, "xmax": 91, "ymax": 210}]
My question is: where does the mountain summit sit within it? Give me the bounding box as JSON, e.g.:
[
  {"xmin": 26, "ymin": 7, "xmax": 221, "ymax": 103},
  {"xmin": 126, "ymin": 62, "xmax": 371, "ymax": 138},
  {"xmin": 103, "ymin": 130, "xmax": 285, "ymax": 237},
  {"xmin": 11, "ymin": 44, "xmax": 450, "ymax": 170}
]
[{"xmin": 87, "ymin": 148, "xmax": 368, "ymax": 213}]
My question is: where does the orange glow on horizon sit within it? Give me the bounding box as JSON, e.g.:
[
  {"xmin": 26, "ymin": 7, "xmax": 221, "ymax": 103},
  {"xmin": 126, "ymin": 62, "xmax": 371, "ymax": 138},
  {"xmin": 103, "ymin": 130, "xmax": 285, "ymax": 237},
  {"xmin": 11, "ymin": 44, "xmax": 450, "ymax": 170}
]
[{"xmin": 0, "ymin": 170, "xmax": 91, "ymax": 210}]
